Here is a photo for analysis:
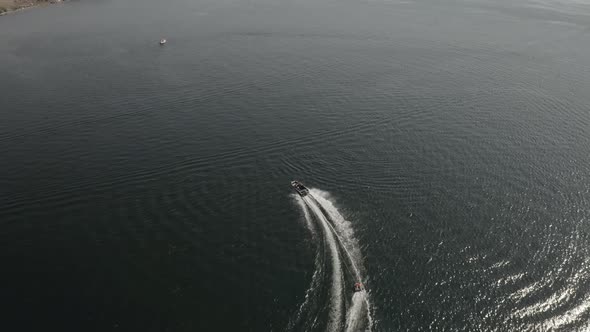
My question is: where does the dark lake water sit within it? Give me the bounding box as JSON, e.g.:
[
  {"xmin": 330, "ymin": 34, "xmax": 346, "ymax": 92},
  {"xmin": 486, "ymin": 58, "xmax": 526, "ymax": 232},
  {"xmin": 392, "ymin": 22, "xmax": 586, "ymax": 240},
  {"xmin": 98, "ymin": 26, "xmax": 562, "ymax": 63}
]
[{"xmin": 2, "ymin": 0, "xmax": 590, "ymax": 330}]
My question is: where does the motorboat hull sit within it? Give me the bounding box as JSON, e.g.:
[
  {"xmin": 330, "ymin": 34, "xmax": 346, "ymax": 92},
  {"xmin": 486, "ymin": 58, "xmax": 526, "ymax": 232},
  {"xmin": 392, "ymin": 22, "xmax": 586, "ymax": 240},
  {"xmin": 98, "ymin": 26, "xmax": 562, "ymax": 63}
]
[{"xmin": 291, "ymin": 181, "xmax": 309, "ymax": 196}]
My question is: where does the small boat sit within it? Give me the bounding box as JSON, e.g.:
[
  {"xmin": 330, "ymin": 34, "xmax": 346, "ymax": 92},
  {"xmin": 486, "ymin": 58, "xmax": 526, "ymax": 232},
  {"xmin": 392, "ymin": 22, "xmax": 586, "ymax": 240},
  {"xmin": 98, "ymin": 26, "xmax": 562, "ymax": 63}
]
[
  {"xmin": 159, "ymin": 38, "xmax": 167, "ymax": 45},
  {"xmin": 353, "ymin": 282, "xmax": 363, "ymax": 292},
  {"xmin": 291, "ymin": 180, "xmax": 309, "ymax": 197}
]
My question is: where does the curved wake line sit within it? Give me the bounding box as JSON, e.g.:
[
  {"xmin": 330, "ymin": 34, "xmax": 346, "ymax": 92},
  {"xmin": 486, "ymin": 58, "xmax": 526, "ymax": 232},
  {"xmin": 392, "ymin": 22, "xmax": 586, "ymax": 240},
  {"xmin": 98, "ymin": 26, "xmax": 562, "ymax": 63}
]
[
  {"xmin": 288, "ymin": 197, "xmax": 322, "ymax": 331},
  {"xmin": 296, "ymin": 196, "xmax": 317, "ymax": 237},
  {"xmin": 308, "ymin": 194, "xmax": 362, "ymax": 282},
  {"xmin": 346, "ymin": 292, "xmax": 368, "ymax": 332},
  {"xmin": 306, "ymin": 191, "xmax": 372, "ymax": 332},
  {"xmin": 293, "ymin": 188, "xmax": 372, "ymax": 332},
  {"xmin": 304, "ymin": 195, "xmax": 345, "ymax": 332}
]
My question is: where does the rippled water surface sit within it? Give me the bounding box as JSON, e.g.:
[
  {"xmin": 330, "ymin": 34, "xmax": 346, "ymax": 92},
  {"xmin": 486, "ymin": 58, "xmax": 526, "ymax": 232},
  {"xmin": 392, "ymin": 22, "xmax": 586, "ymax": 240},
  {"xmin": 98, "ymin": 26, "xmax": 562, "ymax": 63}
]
[{"xmin": 1, "ymin": 0, "xmax": 590, "ymax": 330}]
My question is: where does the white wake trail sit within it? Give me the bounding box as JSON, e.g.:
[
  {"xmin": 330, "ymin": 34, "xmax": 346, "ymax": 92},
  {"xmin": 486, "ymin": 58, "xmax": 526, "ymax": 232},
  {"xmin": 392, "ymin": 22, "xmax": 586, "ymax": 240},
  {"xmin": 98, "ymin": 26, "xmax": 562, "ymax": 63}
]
[
  {"xmin": 309, "ymin": 189, "xmax": 363, "ymax": 280},
  {"xmin": 308, "ymin": 189, "xmax": 373, "ymax": 332},
  {"xmin": 296, "ymin": 195, "xmax": 316, "ymax": 237},
  {"xmin": 304, "ymin": 195, "xmax": 345, "ymax": 332},
  {"xmin": 346, "ymin": 292, "xmax": 368, "ymax": 332},
  {"xmin": 288, "ymin": 196, "xmax": 322, "ymax": 331}
]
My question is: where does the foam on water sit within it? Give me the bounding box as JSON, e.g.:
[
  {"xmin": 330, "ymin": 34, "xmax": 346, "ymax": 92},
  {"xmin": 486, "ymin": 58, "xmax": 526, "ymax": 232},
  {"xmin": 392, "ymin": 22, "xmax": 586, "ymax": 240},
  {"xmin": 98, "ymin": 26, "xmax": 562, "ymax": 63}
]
[
  {"xmin": 296, "ymin": 194, "xmax": 317, "ymax": 237},
  {"xmin": 345, "ymin": 292, "xmax": 368, "ymax": 332},
  {"xmin": 291, "ymin": 188, "xmax": 372, "ymax": 331},
  {"xmin": 309, "ymin": 189, "xmax": 372, "ymax": 331},
  {"xmin": 304, "ymin": 195, "xmax": 345, "ymax": 331},
  {"xmin": 309, "ymin": 189, "xmax": 363, "ymax": 279},
  {"xmin": 288, "ymin": 196, "xmax": 321, "ymax": 331}
]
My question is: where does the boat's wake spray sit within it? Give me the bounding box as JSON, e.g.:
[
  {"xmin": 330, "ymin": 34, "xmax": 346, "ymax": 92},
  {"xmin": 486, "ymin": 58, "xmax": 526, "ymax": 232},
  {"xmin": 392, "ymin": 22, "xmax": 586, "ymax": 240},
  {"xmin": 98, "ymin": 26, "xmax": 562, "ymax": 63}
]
[{"xmin": 288, "ymin": 183, "xmax": 372, "ymax": 332}]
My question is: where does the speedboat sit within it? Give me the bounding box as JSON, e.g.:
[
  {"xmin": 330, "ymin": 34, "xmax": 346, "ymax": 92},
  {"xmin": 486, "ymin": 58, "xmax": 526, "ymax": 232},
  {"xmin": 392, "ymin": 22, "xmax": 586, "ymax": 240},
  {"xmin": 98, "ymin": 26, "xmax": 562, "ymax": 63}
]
[
  {"xmin": 159, "ymin": 38, "xmax": 167, "ymax": 45},
  {"xmin": 291, "ymin": 180, "xmax": 309, "ymax": 197},
  {"xmin": 353, "ymin": 282, "xmax": 363, "ymax": 292}
]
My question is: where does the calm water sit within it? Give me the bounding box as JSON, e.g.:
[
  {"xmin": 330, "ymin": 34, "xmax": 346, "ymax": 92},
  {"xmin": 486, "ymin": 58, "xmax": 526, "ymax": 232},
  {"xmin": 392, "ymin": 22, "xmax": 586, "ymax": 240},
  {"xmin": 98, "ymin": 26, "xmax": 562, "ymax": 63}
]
[{"xmin": 2, "ymin": 0, "xmax": 590, "ymax": 330}]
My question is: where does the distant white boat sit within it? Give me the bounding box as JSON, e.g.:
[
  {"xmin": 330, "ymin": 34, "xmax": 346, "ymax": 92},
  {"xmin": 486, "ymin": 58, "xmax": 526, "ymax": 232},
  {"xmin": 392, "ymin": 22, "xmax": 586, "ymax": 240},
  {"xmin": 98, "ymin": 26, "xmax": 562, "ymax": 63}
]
[{"xmin": 159, "ymin": 38, "xmax": 167, "ymax": 45}]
